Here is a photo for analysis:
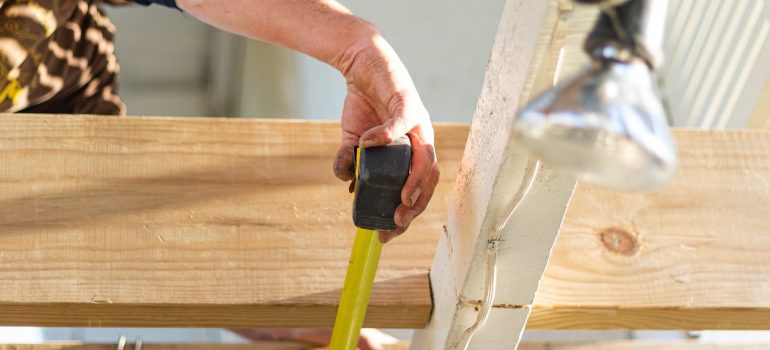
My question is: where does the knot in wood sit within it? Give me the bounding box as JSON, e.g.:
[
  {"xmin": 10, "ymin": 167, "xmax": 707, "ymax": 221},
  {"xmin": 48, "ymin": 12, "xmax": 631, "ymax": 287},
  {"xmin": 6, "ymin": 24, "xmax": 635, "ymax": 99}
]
[{"xmin": 599, "ymin": 227, "xmax": 638, "ymax": 256}]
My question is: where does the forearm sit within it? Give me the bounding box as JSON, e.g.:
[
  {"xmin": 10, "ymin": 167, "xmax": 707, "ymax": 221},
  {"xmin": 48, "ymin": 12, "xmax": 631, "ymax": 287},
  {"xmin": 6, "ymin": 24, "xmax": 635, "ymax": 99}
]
[
  {"xmin": 176, "ymin": 0, "xmax": 377, "ymax": 72},
  {"xmin": 178, "ymin": 0, "xmax": 435, "ymax": 240}
]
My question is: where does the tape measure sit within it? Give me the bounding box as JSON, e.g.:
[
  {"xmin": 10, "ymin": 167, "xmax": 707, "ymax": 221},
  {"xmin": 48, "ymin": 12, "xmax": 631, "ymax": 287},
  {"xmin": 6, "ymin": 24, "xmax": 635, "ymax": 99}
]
[
  {"xmin": 330, "ymin": 135, "xmax": 411, "ymax": 350},
  {"xmin": 352, "ymin": 135, "xmax": 412, "ymax": 230}
]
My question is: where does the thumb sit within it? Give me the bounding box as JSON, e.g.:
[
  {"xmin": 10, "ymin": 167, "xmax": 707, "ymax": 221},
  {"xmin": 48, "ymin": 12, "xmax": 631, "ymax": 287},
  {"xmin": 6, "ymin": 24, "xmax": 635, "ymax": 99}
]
[{"xmin": 359, "ymin": 110, "xmax": 416, "ymax": 148}]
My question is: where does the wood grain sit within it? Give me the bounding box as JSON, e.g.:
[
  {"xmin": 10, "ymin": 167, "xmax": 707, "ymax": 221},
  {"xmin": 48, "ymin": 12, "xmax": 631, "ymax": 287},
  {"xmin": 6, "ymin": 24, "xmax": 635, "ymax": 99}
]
[
  {"xmin": 530, "ymin": 130, "xmax": 770, "ymax": 329},
  {"xmin": 519, "ymin": 342, "xmax": 770, "ymax": 350},
  {"xmin": 0, "ymin": 114, "xmax": 468, "ymax": 328},
  {"xmin": 0, "ymin": 344, "xmax": 308, "ymax": 350},
  {"xmin": 0, "ymin": 343, "xmax": 409, "ymax": 350},
  {"xmin": 0, "ymin": 115, "xmax": 769, "ymax": 330},
  {"xmin": 2, "ymin": 341, "xmax": 768, "ymax": 350}
]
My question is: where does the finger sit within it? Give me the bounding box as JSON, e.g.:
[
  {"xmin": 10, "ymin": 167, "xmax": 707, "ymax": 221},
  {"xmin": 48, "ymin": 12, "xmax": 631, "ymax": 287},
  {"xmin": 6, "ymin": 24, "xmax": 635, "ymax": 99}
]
[
  {"xmin": 394, "ymin": 160, "xmax": 440, "ymax": 228},
  {"xmin": 333, "ymin": 135, "xmax": 360, "ymax": 181},
  {"xmin": 401, "ymin": 134, "xmax": 434, "ymax": 207},
  {"xmin": 379, "ymin": 226, "xmax": 406, "ymax": 244},
  {"xmin": 359, "ymin": 114, "xmax": 414, "ymax": 148}
]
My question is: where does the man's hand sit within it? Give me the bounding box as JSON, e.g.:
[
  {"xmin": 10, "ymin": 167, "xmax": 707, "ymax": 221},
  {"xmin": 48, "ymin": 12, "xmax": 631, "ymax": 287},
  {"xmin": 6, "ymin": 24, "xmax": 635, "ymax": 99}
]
[
  {"xmin": 332, "ymin": 34, "xmax": 438, "ymax": 243},
  {"xmin": 178, "ymin": 0, "xmax": 439, "ymax": 242}
]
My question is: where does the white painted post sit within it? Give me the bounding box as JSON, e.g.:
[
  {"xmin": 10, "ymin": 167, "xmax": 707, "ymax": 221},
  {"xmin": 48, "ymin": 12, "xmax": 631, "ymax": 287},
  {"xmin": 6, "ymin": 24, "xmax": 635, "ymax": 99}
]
[{"xmin": 411, "ymin": 0, "xmax": 576, "ymax": 349}]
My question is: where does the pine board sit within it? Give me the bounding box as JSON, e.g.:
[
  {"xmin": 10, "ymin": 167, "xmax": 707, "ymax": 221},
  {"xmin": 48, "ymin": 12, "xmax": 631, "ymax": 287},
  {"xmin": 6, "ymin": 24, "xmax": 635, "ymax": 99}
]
[
  {"xmin": 530, "ymin": 130, "xmax": 770, "ymax": 329},
  {"xmin": 0, "ymin": 115, "xmax": 769, "ymax": 330},
  {"xmin": 0, "ymin": 114, "xmax": 468, "ymax": 328}
]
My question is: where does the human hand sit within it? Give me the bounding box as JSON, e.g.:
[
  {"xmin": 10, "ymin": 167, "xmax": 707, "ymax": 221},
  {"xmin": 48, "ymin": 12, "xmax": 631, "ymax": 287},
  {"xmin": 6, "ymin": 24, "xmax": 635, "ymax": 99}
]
[
  {"xmin": 331, "ymin": 34, "xmax": 439, "ymax": 243},
  {"xmin": 176, "ymin": 0, "xmax": 439, "ymax": 242}
]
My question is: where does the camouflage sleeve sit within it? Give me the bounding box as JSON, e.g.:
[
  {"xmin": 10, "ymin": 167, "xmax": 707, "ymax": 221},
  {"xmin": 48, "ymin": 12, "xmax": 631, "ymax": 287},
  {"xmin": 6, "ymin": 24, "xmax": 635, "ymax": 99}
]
[{"xmin": 0, "ymin": 1, "xmax": 126, "ymax": 115}]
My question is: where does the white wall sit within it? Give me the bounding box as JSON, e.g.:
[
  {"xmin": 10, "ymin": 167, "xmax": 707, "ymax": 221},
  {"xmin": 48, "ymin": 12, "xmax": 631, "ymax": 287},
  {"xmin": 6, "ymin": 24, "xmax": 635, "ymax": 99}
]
[
  {"xmin": 291, "ymin": 0, "xmax": 507, "ymax": 122},
  {"xmin": 108, "ymin": 1, "xmax": 507, "ymax": 124},
  {"xmin": 229, "ymin": 1, "xmax": 507, "ymax": 122},
  {"xmin": 662, "ymin": 0, "xmax": 770, "ymax": 129},
  {"xmin": 106, "ymin": 5, "xmax": 214, "ymax": 116}
]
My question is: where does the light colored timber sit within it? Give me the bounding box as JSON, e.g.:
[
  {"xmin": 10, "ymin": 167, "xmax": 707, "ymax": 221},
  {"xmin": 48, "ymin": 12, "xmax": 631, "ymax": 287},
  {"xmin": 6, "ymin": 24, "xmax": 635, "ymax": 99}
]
[
  {"xmin": 0, "ymin": 344, "xmax": 311, "ymax": 350},
  {"xmin": 0, "ymin": 344, "xmax": 409, "ymax": 350},
  {"xmin": 0, "ymin": 343, "xmax": 411, "ymax": 350},
  {"xmin": 412, "ymin": 0, "xmax": 576, "ymax": 348},
  {"xmin": 0, "ymin": 114, "xmax": 468, "ymax": 329},
  {"xmin": 519, "ymin": 342, "xmax": 770, "ymax": 350},
  {"xmin": 529, "ymin": 129, "xmax": 770, "ymax": 329},
  {"xmin": 4, "ymin": 342, "xmax": 770, "ymax": 350},
  {"xmin": 0, "ymin": 116, "xmax": 769, "ymax": 330}
]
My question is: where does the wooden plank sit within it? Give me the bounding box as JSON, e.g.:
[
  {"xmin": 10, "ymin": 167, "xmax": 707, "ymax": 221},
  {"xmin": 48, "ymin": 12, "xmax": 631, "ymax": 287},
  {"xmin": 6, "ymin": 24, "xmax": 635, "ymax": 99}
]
[
  {"xmin": 519, "ymin": 342, "xmax": 770, "ymax": 350},
  {"xmin": 529, "ymin": 130, "xmax": 770, "ymax": 330},
  {"xmin": 4, "ymin": 341, "xmax": 770, "ymax": 350},
  {"xmin": 0, "ymin": 114, "xmax": 468, "ymax": 328},
  {"xmin": 0, "ymin": 344, "xmax": 308, "ymax": 350},
  {"xmin": 0, "ymin": 115, "xmax": 769, "ymax": 330},
  {"xmin": 411, "ymin": 0, "xmax": 576, "ymax": 348},
  {"xmin": 0, "ymin": 343, "xmax": 409, "ymax": 350}
]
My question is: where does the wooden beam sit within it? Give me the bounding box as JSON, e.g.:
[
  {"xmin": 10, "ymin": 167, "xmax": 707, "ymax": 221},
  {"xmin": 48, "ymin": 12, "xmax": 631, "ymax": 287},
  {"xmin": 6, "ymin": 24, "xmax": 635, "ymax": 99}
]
[
  {"xmin": 0, "ymin": 344, "xmax": 310, "ymax": 350},
  {"xmin": 529, "ymin": 130, "xmax": 770, "ymax": 330},
  {"xmin": 519, "ymin": 342, "xmax": 770, "ymax": 350},
  {"xmin": 0, "ymin": 343, "xmax": 409, "ymax": 350},
  {"xmin": 0, "ymin": 115, "xmax": 768, "ymax": 330},
  {"xmin": 0, "ymin": 114, "xmax": 468, "ymax": 329},
  {"xmin": 412, "ymin": 0, "xmax": 576, "ymax": 348},
  {"xmin": 4, "ymin": 341, "xmax": 770, "ymax": 350}
]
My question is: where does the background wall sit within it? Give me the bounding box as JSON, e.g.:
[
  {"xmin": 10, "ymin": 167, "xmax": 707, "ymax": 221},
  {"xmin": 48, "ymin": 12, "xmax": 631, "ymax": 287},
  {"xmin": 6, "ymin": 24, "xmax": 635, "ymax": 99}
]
[{"xmin": 107, "ymin": 1, "xmax": 507, "ymax": 123}]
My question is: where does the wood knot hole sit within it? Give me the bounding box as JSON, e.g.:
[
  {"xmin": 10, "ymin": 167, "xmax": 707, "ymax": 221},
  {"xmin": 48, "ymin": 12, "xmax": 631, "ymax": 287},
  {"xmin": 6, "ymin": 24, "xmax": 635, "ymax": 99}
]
[{"xmin": 600, "ymin": 227, "xmax": 638, "ymax": 256}]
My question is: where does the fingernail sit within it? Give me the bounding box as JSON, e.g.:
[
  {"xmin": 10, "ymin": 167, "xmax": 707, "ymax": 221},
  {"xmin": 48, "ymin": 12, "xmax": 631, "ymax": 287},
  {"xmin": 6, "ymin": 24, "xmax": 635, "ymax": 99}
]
[
  {"xmin": 408, "ymin": 188, "xmax": 422, "ymax": 206},
  {"xmin": 402, "ymin": 212, "xmax": 416, "ymax": 227},
  {"xmin": 360, "ymin": 138, "xmax": 376, "ymax": 148}
]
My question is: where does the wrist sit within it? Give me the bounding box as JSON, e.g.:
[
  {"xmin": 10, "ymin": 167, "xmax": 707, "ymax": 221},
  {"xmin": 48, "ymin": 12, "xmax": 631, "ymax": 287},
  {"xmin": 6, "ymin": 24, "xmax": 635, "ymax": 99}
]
[{"xmin": 328, "ymin": 19, "xmax": 383, "ymax": 75}]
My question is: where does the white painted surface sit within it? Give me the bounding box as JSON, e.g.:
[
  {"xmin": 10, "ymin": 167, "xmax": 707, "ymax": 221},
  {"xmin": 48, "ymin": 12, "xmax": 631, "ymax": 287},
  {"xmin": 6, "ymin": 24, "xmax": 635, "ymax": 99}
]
[
  {"xmin": 0, "ymin": 327, "xmax": 44, "ymax": 343},
  {"xmin": 412, "ymin": 0, "xmax": 576, "ymax": 348},
  {"xmin": 663, "ymin": 0, "xmax": 770, "ymax": 129},
  {"xmin": 292, "ymin": 0, "xmax": 506, "ymax": 122},
  {"xmin": 106, "ymin": 4, "xmax": 214, "ymax": 117}
]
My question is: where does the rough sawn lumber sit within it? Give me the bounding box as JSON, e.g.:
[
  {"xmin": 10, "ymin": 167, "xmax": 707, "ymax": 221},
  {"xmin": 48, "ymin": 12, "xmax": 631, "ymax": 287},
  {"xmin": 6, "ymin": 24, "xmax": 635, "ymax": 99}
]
[{"xmin": 0, "ymin": 115, "xmax": 768, "ymax": 330}]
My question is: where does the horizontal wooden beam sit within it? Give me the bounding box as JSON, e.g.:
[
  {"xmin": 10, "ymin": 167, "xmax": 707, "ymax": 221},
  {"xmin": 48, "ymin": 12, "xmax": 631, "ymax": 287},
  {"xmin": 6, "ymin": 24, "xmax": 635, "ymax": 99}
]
[
  {"xmin": 0, "ymin": 343, "xmax": 405, "ymax": 350},
  {"xmin": 3, "ymin": 341, "xmax": 769, "ymax": 350},
  {"xmin": 0, "ymin": 115, "xmax": 468, "ymax": 329},
  {"xmin": 0, "ymin": 344, "xmax": 313, "ymax": 350},
  {"xmin": 0, "ymin": 115, "xmax": 768, "ymax": 329},
  {"xmin": 529, "ymin": 129, "xmax": 770, "ymax": 329},
  {"xmin": 520, "ymin": 342, "xmax": 770, "ymax": 350}
]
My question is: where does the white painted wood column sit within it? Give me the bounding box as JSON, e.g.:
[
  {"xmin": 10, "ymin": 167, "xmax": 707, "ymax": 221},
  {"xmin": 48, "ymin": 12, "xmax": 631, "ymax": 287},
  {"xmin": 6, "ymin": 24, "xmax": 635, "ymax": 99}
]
[{"xmin": 411, "ymin": 0, "xmax": 576, "ymax": 349}]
